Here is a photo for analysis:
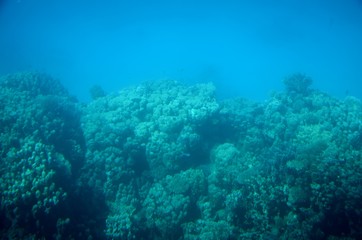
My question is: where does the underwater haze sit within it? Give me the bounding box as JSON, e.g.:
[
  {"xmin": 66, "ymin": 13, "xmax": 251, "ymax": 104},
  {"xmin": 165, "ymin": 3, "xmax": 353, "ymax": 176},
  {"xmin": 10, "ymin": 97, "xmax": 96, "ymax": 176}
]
[
  {"xmin": 1, "ymin": 0, "xmax": 362, "ymax": 101},
  {"xmin": 1, "ymin": 1, "xmax": 362, "ymax": 239}
]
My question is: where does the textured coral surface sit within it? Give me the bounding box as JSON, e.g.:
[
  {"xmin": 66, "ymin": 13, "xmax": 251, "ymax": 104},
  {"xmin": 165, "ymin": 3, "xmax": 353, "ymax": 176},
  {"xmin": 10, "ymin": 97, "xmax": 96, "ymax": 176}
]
[{"xmin": 1, "ymin": 73, "xmax": 361, "ymax": 239}]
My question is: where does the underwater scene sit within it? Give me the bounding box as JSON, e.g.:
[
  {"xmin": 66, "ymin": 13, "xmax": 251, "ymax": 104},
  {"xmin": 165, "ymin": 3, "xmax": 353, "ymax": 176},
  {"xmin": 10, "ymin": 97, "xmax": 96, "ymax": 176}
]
[
  {"xmin": 1, "ymin": 73, "xmax": 362, "ymax": 239},
  {"xmin": 1, "ymin": 0, "xmax": 362, "ymax": 240}
]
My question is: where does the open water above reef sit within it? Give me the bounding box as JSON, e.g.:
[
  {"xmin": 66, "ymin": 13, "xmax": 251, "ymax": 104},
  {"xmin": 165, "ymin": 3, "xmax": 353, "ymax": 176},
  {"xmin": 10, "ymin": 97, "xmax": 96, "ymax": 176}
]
[{"xmin": 0, "ymin": 0, "xmax": 362, "ymax": 101}]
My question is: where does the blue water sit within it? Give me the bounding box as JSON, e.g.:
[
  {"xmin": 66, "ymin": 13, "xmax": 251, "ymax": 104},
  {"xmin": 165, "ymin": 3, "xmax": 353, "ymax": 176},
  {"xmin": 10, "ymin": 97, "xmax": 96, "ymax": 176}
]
[{"xmin": 1, "ymin": 0, "xmax": 362, "ymax": 101}]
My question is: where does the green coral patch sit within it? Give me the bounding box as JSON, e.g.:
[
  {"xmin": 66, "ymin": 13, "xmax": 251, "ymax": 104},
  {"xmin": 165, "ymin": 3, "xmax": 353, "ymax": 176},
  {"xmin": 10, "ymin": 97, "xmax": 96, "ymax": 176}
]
[{"xmin": 1, "ymin": 72, "xmax": 361, "ymax": 239}]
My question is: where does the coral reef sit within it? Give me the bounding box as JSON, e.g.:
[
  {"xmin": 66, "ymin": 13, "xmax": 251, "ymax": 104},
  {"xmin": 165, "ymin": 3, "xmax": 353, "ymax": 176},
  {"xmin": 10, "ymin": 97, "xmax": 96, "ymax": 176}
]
[
  {"xmin": 1, "ymin": 72, "xmax": 361, "ymax": 239},
  {"xmin": 0, "ymin": 72, "xmax": 105, "ymax": 239}
]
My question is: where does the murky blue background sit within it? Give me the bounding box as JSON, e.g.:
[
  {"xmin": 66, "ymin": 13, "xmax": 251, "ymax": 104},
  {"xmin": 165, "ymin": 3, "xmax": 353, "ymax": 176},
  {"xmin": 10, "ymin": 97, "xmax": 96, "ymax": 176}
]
[{"xmin": 1, "ymin": 0, "xmax": 361, "ymax": 101}]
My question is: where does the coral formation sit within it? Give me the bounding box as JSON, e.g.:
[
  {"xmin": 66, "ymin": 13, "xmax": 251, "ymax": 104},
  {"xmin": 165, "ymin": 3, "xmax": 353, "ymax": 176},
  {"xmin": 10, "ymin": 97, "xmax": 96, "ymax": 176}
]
[
  {"xmin": 0, "ymin": 72, "xmax": 104, "ymax": 239},
  {"xmin": 1, "ymin": 72, "xmax": 361, "ymax": 239}
]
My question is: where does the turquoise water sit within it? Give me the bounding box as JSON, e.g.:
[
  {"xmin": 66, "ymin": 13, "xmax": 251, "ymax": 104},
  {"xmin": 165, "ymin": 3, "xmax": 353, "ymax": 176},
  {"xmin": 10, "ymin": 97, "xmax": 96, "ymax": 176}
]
[
  {"xmin": 0, "ymin": 0, "xmax": 361, "ymax": 101},
  {"xmin": 1, "ymin": 1, "xmax": 362, "ymax": 239}
]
